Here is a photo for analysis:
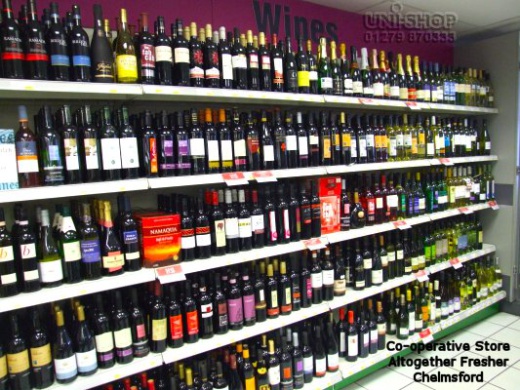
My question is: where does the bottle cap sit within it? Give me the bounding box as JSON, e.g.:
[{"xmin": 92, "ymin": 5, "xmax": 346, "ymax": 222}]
[{"xmin": 18, "ymin": 105, "xmax": 28, "ymax": 121}]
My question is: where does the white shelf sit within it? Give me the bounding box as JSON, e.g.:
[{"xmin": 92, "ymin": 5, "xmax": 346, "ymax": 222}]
[
  {"xmin": 0, "ymin": 268, "xmax": 156, "ymax": 313},
  {"xmin": 0, "ymin": 79, "xmax": 142, "ymax": 100},
  {"xmin": 328, "ymin": 243, "xmax": 496, "ymax": 311},
  {"xmin": 162, "ymin": 302, "xmax": 330, "ymax": 364},
  {"xmin": 48, "ymin": 353, "xmax": 162, "ymax": 390},
  {"xmin": 310, "ymin": 291, "xmax": 506, "ymax": 389},
  {"xmin": 147, "ymin": 173, "xmax": 225, "ymax": 189},
  {"xmin": 0, "ymin": 178, "xmax": 149, "ymax": 203}
]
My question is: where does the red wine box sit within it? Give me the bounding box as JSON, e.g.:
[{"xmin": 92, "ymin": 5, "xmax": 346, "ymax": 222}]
[
  {"xmin": 0, "ymin": 129, "xmax": 19, "ymax": 191},
  {"xmin": 319, "ymin": 177, "xmax": 341, "ymax": 234},
  {"xmin": 134, "ymin": 212, "xmax": 181, "ymax": 268}
]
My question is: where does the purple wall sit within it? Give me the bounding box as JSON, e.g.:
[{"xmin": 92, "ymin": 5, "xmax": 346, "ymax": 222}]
[{"xmin": 37, "ymin": 0, "xmax": 453, "ymax": 63}]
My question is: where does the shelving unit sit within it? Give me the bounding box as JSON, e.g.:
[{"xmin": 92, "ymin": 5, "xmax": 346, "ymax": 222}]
[
  {"xmin": 0, "ymin": 75, "xmax": 501, "ymax": 390},
  {"xmin": 0, "ymin": 155, "xmax": 497, "ymax": 203}
]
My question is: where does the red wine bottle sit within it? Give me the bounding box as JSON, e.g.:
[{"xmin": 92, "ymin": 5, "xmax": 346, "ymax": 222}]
[
  {"xmin": 118, "ymin": 106, "xmax": 140, "ymax": 179},
  {"xmin": 231, "ymin": 27, "xmax": 247, "ymax": 89},
  {"xmin": 203, "ymin": 24, "xmax": 220, "ymax": 88},
  {"xmin": 59, "ymin": 105, "xmax": 82, "ymax": 184},
  {"xmin": 70, "ymin": 5, "xmax": 90, "ymax": 81},
  {"xmin": 16, "ymin": 207, "xmax": 41, "ymax": 292},
  {"xmin": 271, "ymin": 34, "xmax": 284, "ymax": 92},
  {"xmin": 46, "ymin": 2, "xmax": 70, "ymax": 81},
  {"xmin": 227, "ymin": 276, "xmax": 244, "ymax": 330},
  {"xmin": 140, "ymin": 110, "xmax": 159, "ymax": 177},
  {"xmin": 154, "ymin": 16, "xmax": 173, "ymax": 85},
  {"xmin": 172, "ymin": 19, "xmax": 189, "ymax": 86},
  {"xmin": 174, "ymin": 111, "xmax": 191, "ymax": 175},
  {"xmin": 92, "ymin": 294, "xmax": 115, "ymax": 368},
  {"xmin": 111, "ymin": 290, "xmax": 134, "ymax": 364},
  {"xmin": 237, "ymin": 189, "xmax": 252, "ymax": 251},
  {"xmin": 276, "ymin": 185, "xmax": 290, "ymax": 244},
  {"xmin": 156, "ymin": 110, "xmax": 175, "ymax": 176},
  {"xmin": 194, "ymin": 196, "xmax": 211, "ymax": 259},
  {"xmin": 78, "ymin": 203, "xmax": 102, "ymax": 280},
  {"xmin": 37, "ymin": 105, "xmax": 64, "ymax": 186},
  {"xmin": 183, "ymin": 281, "xmax": 199, "ymax": 343},
  {"xmin": 189, "ymin": 109, "xmax": 207, "ymax": 175},
  {"xmin": 29, "ymin": 308, "xmax": 54, "ymax": 388},
  {"xmin": 101, "ymin": 201, "xmax": 124, "ymax": 276},
  {"xmin": 263, "ymin": 187, "xmax": 278, "ymax": 246},
  {"xmin": 76, "ymin": 105, "xmax": 101, "ymax": 182},
  {"xmin": 166, "ymin": 284, "xmax": 184, "ymax": 348},
  {"xmin": 150, "ymin": 282, "xmax": 167, "ymax": 352},
  {"xmin": 273, "ymin": 110, "xmax": 288, "ymax": 169},
  {"xmin": 197, "ymin": 276, "xmax": 214, "ymax": 339},
  {"xmin": 25, "ymin": 0, "xmax": 48, "ymax": 80},
  {"xmin": 245, "ymin": 112, "xmax": 261, "ymax": 171},
  {"xmin": 1, "ymin": 0, "xmax": 24, "ymax": 79},
  {"xmin": 0, "ymin": 208, "xmax": 19, "ymax": 297},
  {"xmin": 266, "ymin": 264, "xmax": 279, "ymax": 319},
  {"xmin": 117, "ymin": 195, "xmax": 141, "ymax": 272},
  {"xmin": 310, "ymin": 181, "xmax": 321, "ymax": 238},
  {"xmin": 241, "ymin": 271, "xmax": 256, "ymax": 326},
  {"xmin": 218, "ymin": 26, "xmax": 233, "ymax": 89},
  {"xmin": 188, "ymin": 22, "xmax": 203, "ymax": 87},
  {"xmin": 127, "ymin": 287, "xmax": 150, "ymax": 357},
  {"xmin": 7, "ymin": 314, "xmax": 32, "ymax": 389},
  {"xmin": 137, "ymin": 12, "xmax": 154, "ymax": 84},
  {"xmin": 284, "ymin": 36, "xmax": 298, "ymax": 93},
  {"xmin": 99, "ymin": 107, "xmax": 122, "ymax": 181}
]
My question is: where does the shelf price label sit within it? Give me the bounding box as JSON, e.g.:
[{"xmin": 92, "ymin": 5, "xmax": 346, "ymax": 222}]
[
  {"xmin": 458, "ymin": 207, "xmax": 473, "ymax": 215},
  {"xmin": 439, "ymin": 158, "xmax": 454, "ymax": 166},
  {"xmin": 405, "ymin": 101, "xmax": 422, "ymax": 110},
  {"xmin": 488, "ymin": 200, "xmax": 499, "ymax": 210},
  {"xmin": 155, "ymin": 264, "xmax": 186, "ymax": 284},
  {"xmin": 304, "ymin": 238, "xmax": 328, "ymax": 251},
  {"xmin": 222, "ymin": 172, "xmax": 248, "ymax": 186},
  {"xmin": 450, "ymin": 258, "xmax": 463, "ymax": 269},
  {"xmin": 252, "ymin": 170, "xmax": 277, "ymax": 183},
  {"xmin": 419, "ymin": 328, "xmax": 434, "ymax": 344},
  {"xmin": 414, "ymin": 269, "xmax": 429, "ymax": 282},
  {"xmin": 358, "ymin": 98, "xmax": 379, "ymax": 105},
  {"xmin": 393, "ymin": 220, "xmax": 411, "ymax": 230}
]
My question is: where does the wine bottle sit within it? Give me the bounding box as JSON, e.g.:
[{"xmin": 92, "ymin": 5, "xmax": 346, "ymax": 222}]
[
  {"xmin": 137, "ymin": 12, "xmax": 155, "ymax": 84},
  {"xmin": 99, "ymin": 107, "xmax": 122, "ymax": 180},
  {"xmin": 188, "ymin": 109, "xmax": 206, "ymax": 174},
  {"xmin": 330, "ymin": 41, "xmax": 342, "ymax": 95},
  {"xmin": 1, "ymin": 0, "xmax": 24, "ymax": 79},
  {"xmin": 194, "ymin": 196, "xmax": 211, "ymax": 259},
  {"xmin": 313, "ymin": 325, "xmax": 326, "ymax": 377},
  {"xmin": 276, "ymin": 185, "xmax": 290, "ymax": 244},
  {"xmin": 397, "ymin": 293, "xmax": 409, "ymax": 340},
  {"xmin": 237, "ymin": 189, "xmax": 253, "ymax": 251},
  {"xmin": 283, "ymin": 36, "xmax": 297, "ymax": 93},
  {"xmin": 16, "ymin": 105, "xmax": 41, "ymax": 188},
  {"xmin": 46, "ymin": 2, "xmax": 70, "ymax": 81},
  {"xmin": 73, "ymin": 305, "xmax": 97, "ymax": 376},
  {"xmin": 333, "ymin": 246, "xmax": 346, "ymax": 297},
  {"xmin": 90, "ymin": 4, "xmax": 113, "ymax": 82},
  {"xmin": 24, "ymin": 0, "xmax": 48, "ymax": 80},
  {"xmin": 271, "ymin": 34, "xmax": 284, "ymax": 92},
  {"xmin": 231, "ymin": 27, "xmax": 247, "ymax": 89},
  {"xmin": 172, "ymin": 19, "xmax": 189, "ymax": 85},
  {"xmin": 340, "ymin": 44, "xmax": 353, "ymax": 96},
  {"xmin": 128, "ymin": 287, "xmax": 150, "ymax": 357},
  {"xmin": 178, "ymin": 197, "xmax": 195, "ymax": 261},
  {"xmin": 59, "ymin": 105, "xmax": 82, "ymax": 184},
  {"xmin": 325, "ymin": 322, "xmax": 339, "ymax": 372},
  {"xmin": 91, "ymin": 294, "xmax": 115, "ymax": 368},
  {"xmin": 38, "ymin": 208, "xmax": 64, "ymax": 287},
  {"xmin": 69, "ymin": 5, "xmax": 90, "ymax": 81},
  {"xmin": 16, "ymin": 207, "xmax": 41, "ymax": 292},
  {"xmin": 317, "ymin": 37, "xmax": 332, "ymax": 94},
  {"xmin": 59, "ymin": 205, "xmax": 83, "ymax": 283},
  {"xmin": 28, "ymin": 308, "xmax": 53, "ymax": 389},
  {"xmin": 117, "ymin": 195, "xmax": 141, "ymax": 271},
  {"xmin": 154, "ymin": 16, "xmax": 173, "ymax": 85},
  {"xmin": 36, "ymin": 105, "xmax": 63, "ymax": 186},
  {"xmin": 101, "ymin": 200, "xmax": 124, "ymax": 276},
  {"xmin": 111, "ymin": 290, "xmax": 134, "ymax": 363},
  {"xmin": 165, "ymin": 284, "xmax": 184, "ymax": 348},
  {"xmin": 77, "ymin": 203, "xmax": 101, "ymax": 280},
  {"xmin": 265, "ymin": 264, "xmax": 280, "ymax": 319},
  {"xmin": 227, "ymin": 276, "xmax": 244, "ymax": 330},
  {"xmin": 173, "ymin": 111, "xmax": 190, "ymax": 176},
  {"xmin": 321, "ymin": 249, "xmax": 334, "ymax": 301},
  {"xmin": 267, "ymin": 339, "xmax": 280, "ymax": 389},
  {"xmin": 76, "ymin": 105, "xmax": 101, "ymax": 182},
  {"xmin": 310, "ymin": 181, "xmax": 321, "ymax": 238},
  {"xmin": 188, "ymin": 22, "xmax": 204, "ymax": 87},
  {"xmin": 115, "ymin": 8, "xmax": 137, "ymax": 83},
  {"xmin": 7, "ymin": 314, "xmax": 32, "ymax": 389},
  {"xmin": 257, "ymin": 32, "xmax": 271, "ymax": 91},
  {"xmin": 253, "ymin": 265, "xmax": 267, "ymax": 323},
  {"xmin": 139, "ymin": 110, "xmax": 159, "ymax": 177},
  {"xmin": 53, "ymin": 310, "xmax": 78, "ymax": 383},
  {"xmin": 150, "ymin": 283, "xmax": 167, "ymax": 352},
  {"xmin": 0, "ymin": 208, "xmax": 18, "ymax": 297},
  {"xmin": 209, "ymin": 274, "xmax": 228, "ymax": 336},
  {"xmin": 182, "ymin": 281, "xmax": 200, "ymax": 343},
  {"xmin": 245, "ymin": 30, "xmax": 259, "ymax": 90}
]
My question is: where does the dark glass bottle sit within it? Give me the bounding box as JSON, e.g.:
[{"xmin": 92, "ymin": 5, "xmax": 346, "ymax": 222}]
[
  {"xmin": 150, "ymin": 283, "xmax": 167, "ymax": 352},
  {"xmin": 295, "ymin": 112, "xmax": 309, "ymax": 167},
  {"xmin": 73, "ymin": 305, "xmax": 98, "ymax": 376},
  {"xmin": 313, "ymin": 325, "xmax": 326, "ymax": 377},
  {"xmin": 0, "ymin": 208, "xmax": 18, "ymax": 297},
  {"xmin": 77, "ymin": 202, "xmax": 102, "ymax": 280},
  {"xmin": 319, "ymin": 111, "xmax": 332, "ymax": 166},
  {"xmin": 227, "ymin": 276, "xmax": 244, "ymax": 330},
  {"xmin": 29, "ymin": 309, "xmax": 54, "ymax": 388},
  {"xmin": 99, "ymin": 107, "xmax": 122, "ymax": 181},
  {"xmin": 100, "ymin": 201, "xmax": 124, "ymax": 276},
  {"xmin": 218, "ymin": 26, "xmax": 233, "ymax": 89},
  {"xmin": 166, "ymin": 284, "xmax": 184, "ymax": 348},
  {"xmin": 175, "ymin": 111, "xmax": 191, "ymax": 176},
  {"xmin": 244, "ymin": 112, "xmax": 260, "ymax": 171},
  {"xmin": 288, "ymin": 185, "xmax": 301, "ymax": 242},
  {"xmin": 53, "ymin": 310, "xmax": 78, "ymax": 383},
  {"xmin": 156, "ymin": 111, "xmax": 175, "ymax": 176},
  {"xmin": 310, "ymin": 251, "xmax": 323, "ymax": 304},
  {"xmin": 139, "ymin": 111, "xmax": 159, "ymax": 177},
  {"xmin": 58, "ymin": 205, "xmax": 83, "ymax": 283},
  {"xmin": 271, "ymin": 34, "xmax": 284, "ymax": 91},
  {"xmin": 188, "ymin": 22, "xmax": 204, "ymax": 87},
  {"xmin": 321, "ymin": 249, "xmax": 334, "ymax": 301},
  {"xmin": 212, "ymin": 274, "xmax": 229, "ymax": 334},
  {"xmin": 38, "ymin": 105, "xmax": 64, "ymax": 186},
  {"xmin": 237, "ymin": 189, "xmax": 253, "ymax": 251},
  {"xmin": 172, "ymin": 19, "xmax": 189, "ymax": 85},
  {"xmin": 46, "ymin": 2, "xmax": 70, "ymax": 80},
  {"xmin": 263, "ymin": 187, "xmax": 278, "ymax": 246},
  {"xmin": 276, "ymin": 185, "xmax": 290, "ymax": 244},
  {"xmin": 258, "ymin": 32, "xmax": 271, "ymax": 91},
  {"xmin": 284, "ymin": 36, "xmax": 298, "ymax": 93},
  {"xmin": 111, "ymin": 290, "xmax": 134, "ymax": 364},
  {"xmin": 137, "ymin": 12, "xmax": 155, "ymax": 84},
  {"xmin": 204, "ymin": 108, "xmax": 221, "ymax": 173},
  {"xmin": 210, "ymin": 190, "xmax": 226, "ymax": 256},
  {"xmin": 15, "ymin": 105, "xmax": 41, "ymax": 188},
  {"xmin": 241, "ymin": 271, "xmax": 257, "ymax": 326},
  {"xmin": 295, "ymin": 38, "xmax": 310, "ymax": 94},
  {"xmin": 154, "ymin": 16, "xmax": 173, "ymax": 85},
  {"xmin": 59, "ymin": 105, "xmax": 82, "ymax": 184},
  {"xmin": 91, "ymin": 294, "xmax": 115, "ymax": 368},
  {"xmin": 308, "ymin": 112, "xmax": 320, "ymax": 167},
  {"xmin": 310, "ymin": 181, "xmax": 321, "ymax": 238},
  {"xmin": 127, "ymin": 287, "xmax": 150, "ymax": 357},
  {"xmin": 203, "ymin": 23, "xmax": 220, "ymax": 88},
  {"xmin": 1, "ymin": 0, "xmax": 24, "ymax": 79},
  {"xmin": 250, "ymin": 189, "xmax": 265, "ymax": 249},
  {"xmin": 353, "ymin": 240, "xmax": 365, "ymax": 290},
  {"xmin": 90, "ymin": 4, "xmax": 113, "ymax": 82},
  {"xmin": 194, "ymin": 196, "xmax": 211, "ymax": 259},
  {"xmin": 266, "ymin": 264, "xmax": 280, "ymax": 319},
  {"xmin": 78, "ymin": 105, "xmax": 102, "ymax": 182},
  {"xmin": 245, "ymin": 30, "xmax": 259, "ymax": 90},
  {"xmin": 253, "ymin": 265, "xmax": 267, "ymax": 322},
  {"xmin": 231, "ymin": 27, "xmax": 247, "ymax": 89},
  {"xmin": 25, "ymin": 0, "xmax": 49, "ymax": 80},
  {"xmin": 117, "ymin": 195, "xmax": 141, "ymax": 271},
  {"xmin": 69, "ymin": 5, "xmax": 90, "ymax": 81},
  {"xmin": 189, "ymin": 109, "xmax": 206, "ymax": 175},
  {"xmin": 16, "ymin": 207, "xmax": 41, "ymax": 292},
  {"xmin": 179, "ymin": 197, "xmax": 195, "ymax": 261},
  {"xmin": 300, "ymin": 187, "xmax": 312, "ymax": 240}
]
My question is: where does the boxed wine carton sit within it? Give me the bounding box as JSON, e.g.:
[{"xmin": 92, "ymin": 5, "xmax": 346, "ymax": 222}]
[
  {"xmin": 134, "ymin": 211, "xmax": 181, "ymax": 268},
  {"xmin": 0, "ymin": 129, "xmax": 19, "ymax": 191},
  {"xmin": 319, "ymin": 177, "xmax": 341, "ymax": 234}
]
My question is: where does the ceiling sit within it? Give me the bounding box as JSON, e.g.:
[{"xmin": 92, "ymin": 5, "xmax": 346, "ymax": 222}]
[{"xmin": 303, "ymin": 0, "xmax": 520, "ymax": 43}]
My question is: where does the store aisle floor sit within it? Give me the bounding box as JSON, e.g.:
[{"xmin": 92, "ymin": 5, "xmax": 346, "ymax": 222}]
[{"xmin": 342, "ymin": 312, "xmax": 520, "ymax": 390}]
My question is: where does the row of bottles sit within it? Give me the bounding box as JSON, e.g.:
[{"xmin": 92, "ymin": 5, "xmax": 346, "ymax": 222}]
[
  {"xmin": 0, "ymin": 2, "xmax": 494, "ymax": 107},
  {"xmin": 94, "ymin": 260, "xmax": 502, "ymax": 390},
  {"xmin": 0, "ymin": 194, "xmax": 141, "ymax": 298},
  {"xmin": 14, "ymin": 102, "xmax": 493, "ymax": 188}
]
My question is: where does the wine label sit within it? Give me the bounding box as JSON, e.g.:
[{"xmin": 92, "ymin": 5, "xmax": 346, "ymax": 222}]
[
  {"xmin": 113, "ymin": 328, "xmax": 132, "ymax": 349},
  {"xmin": 273, "ymin": 58, "xmax": 283, "ymax": 82},
  {"xmin": 200, "ymin": 302, "xmax": 213, "ymax": 320},
  {"xmin": 0, "ymin": 246, "xmax": 14, "ymax": 263},
  {"xmin": 100, "ymin": 138, "xmax": 122, "ymax": 170},
  {"xmin": 39, "ymin": 258, "xmax": 63, "ymax": 283},
  {"xmin": 53, "ymin": 355, "xmax": 77, "ymax": 380},
  {"xmin": 24, "ymin": 269, "xmax": 39, "ymax": 281},
  {"xmin": 189, "ymin": 138, "xmax": 205, "ymax": 157},
  {"xmin": 169, "ymin": 314, "xmax": 183, "ymax": 340},
  {"xmin": 263, "ymin": 144, "xmax": 275, "ymax": 162},
  {"xmin": 297, "ymin": 70, "xmax": 310, "ymax": 87},
  {"xmin": 76, "ymin": 349, "xmax": 97, "ymax": 373},
  {"xmin": 232, "ymin": 54, "xmax": 247, "ymax": 69},
  {"xmin": 298, "ymin": 136, "xmax": 309, "ymax": 156},
  {"xmin": 63, "ymin": 241, "xmax": 81, "ymax": 262},
  {"xmin": 311, "ymin": 272, "xmax": 323, "ymax": 288},
  {"xmin": 214, "ymin": 220, "xmax": 227, "ymax": 247},
  {"xmin": 221, "ymin": 53, "xmax": 233, "ymax": 80},
  {"xmin": 102, "ymin": 252, "xmax": 124, "ymax": 269},
  {"xmin": 0, "ymin": 272, "xmax": 16, "ymax": 285},
  {"xmin": 195, "ymin": 229, "xmax": 211, "ymax": 247},
  {"xmin": 83, "ymin": 138, "xmax": 100, "ymax": 170},
  {"xmin": 243, "ymin": 294, "xmax": 255, "ymax": 320},
  {"xmin": 63, "ymin": 139, "xmax": 80, "ymax": 171},
  {"xmin": 186, "ymin": 310, "xmax": 199, "ymax": 335},
  {"xmin": 238, "ymin": 218, "xmax": 252, "ymax": 238},
  {"xmin": 174, "ymin": 47, "xmax": 189, "ymax": 64},
  {"xmin": 181, "ymin": 231, "xmax": 196, "ymax": 249},
  {"xmin": 7, "ymin": 350, "xmax": 30, "ymax": 374},
  {"xmin": 116, "ymin": 55, "xmax": 138, "ymax": 80},
  {"xmin": 136, "ymin": 324, "xmax": 146, "ymax": 339},
  {"xmin": 0, "ymin": 354, "xmax": 6, "ymax": 378},
  {"xmin": 286, "ymin": 135, "xmax": 297, "ymax": 151},
  {"xmin": 233, "ymin": 139, "xmax": 246, "ymax": 158},
  {"xmin": 207, "ymin": 139, "xmax": 220, "ymax": 162},
  {"xmin": 94, "ymin": 332, "xmax": 114, "ymax": 354},
  {"xmin": 251, "ymin": 215, "xmax": 265, "ymax": 234},
  {"xmin": 320, "ymin": 77, "xmax": 332, "ymax": 89},
  {"xmin": 155, "ymin": 45, "xmax": 173, "ymax": 63},
  {"xmin": 80, "ymin": 239, "xmax": 101, "ymax": 264},
  {"xmin": 152, "ymin": 318, "xmax": 167, "ymax": 341},
  {"xmin": 268, "ymin": 366, "xmax": 281, "ymax": 385},
  {"xmin": 322, "ymin": 269, "xmax": 334, "ymax": 286},
  {"xmin": 119, "ymin": 137, "xmax": 140, "ymax": 168},
  {"xmin": 371, "ymin": 269, "xmax": 383, "ymax": 285},
  {"xmin": 16, "ymin": 140, "xmax": 39, "ymax": 173},
  {"xmin": 220, "ymin": 140, "xmax": 233, "ymax": 162},
  {"xmin": 314, "ymin": 357, "xmax": 326, "ymax": 376},
  {"xmin": 327, "ymin": 353, "xmax": 339, "ymax": 370},
  {"xmin": 227, "ymin": 297, "xmax": 244, "ymax": 324}
]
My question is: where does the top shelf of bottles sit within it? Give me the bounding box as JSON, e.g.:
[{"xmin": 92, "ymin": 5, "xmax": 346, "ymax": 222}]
[{"xmin": 0, "ymin": 79, "xmax": 498, "ymax": 115}]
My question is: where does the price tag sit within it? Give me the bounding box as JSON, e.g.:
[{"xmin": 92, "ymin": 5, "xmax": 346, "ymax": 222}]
[
  {"xmin": 450, "ymin": 258, "xmax": 463, "ymax": 269},
  {"xmin": 393, "ymin": 220, "xmax": 411, "ymax": 230},
  {"xmin": 252, "ymin": 170, "xmax": 277, "ymax": 183},
  {"xmin": 222, "ymin": 172, "xmax": 248, "ymax": 186},
  {"xmin": 303, "ymin": 237, "xmax": 328, "ymax": 251},
  {"xmin": 358, "ymin": 98, "xmax": 379, "ymax": 105},
  {"xmin": 414, "ymin": 269, "xmax": 429, "ymax": 282},
  {"xmin": 458, "ymin": 207, "xmax": 473, "ymax": 215},
  {"xmin": 155, "ymin": 264, "xmax": 186, "ymax": 284},
  {"xmin": 439, "ymin": 158, "xmax": 454, "ymax": 166},
  {"xmin": 488, "ymin": 200, "xmax": 499, "ymax": 210},
  {"xmin": 406, "ymin": 102, "xmax": 421, "ymax": 110},
  {"xmin": 419, "ymin": 328, "xmax": 434, "ymax": 344}
]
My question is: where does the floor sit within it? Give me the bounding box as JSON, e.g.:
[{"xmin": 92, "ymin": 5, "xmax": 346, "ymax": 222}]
[{"xmin": 343, "ymin": 312, "xmax": 520, "ymax": 390}]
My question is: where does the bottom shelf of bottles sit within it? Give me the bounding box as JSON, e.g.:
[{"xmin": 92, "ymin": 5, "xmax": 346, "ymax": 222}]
[{"xmin": 309, "ymin": 291, "xmax": 506, "ymax": 390}]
